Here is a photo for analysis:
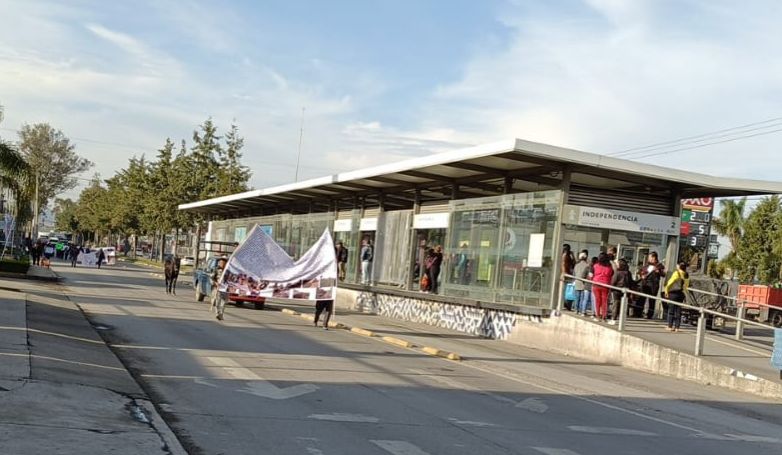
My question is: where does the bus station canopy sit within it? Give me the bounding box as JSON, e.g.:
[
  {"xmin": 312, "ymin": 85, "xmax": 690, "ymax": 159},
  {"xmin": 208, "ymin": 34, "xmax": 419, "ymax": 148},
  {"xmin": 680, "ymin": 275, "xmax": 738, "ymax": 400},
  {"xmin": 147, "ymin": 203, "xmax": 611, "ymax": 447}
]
[{"xmin": 179, "ymin": 138, "xmax": 782, "ymax": 217}]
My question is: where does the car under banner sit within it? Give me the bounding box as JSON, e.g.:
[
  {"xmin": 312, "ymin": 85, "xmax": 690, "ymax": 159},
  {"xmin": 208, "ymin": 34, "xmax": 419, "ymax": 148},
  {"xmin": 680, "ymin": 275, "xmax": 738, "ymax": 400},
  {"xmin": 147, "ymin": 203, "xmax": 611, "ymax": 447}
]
[{"xmin": 218, "ymin": 225, "xmax": 338, "ymax": 301}]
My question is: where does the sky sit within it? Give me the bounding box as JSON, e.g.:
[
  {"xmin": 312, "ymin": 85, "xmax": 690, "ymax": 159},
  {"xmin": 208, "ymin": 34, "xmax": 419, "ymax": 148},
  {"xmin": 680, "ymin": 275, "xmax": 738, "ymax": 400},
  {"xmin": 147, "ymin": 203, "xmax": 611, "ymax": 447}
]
[{"xmin": 1, "ymin": 0, "xmax": 781, "ymax": 201}]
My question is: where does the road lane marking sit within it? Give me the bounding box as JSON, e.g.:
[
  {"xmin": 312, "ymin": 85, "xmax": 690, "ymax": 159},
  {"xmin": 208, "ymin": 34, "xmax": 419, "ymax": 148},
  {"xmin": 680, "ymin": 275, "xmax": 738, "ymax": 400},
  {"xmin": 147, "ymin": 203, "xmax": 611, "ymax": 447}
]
[
  {"xmin": 203, "ymin": 356, "xmax": 318, "ymax": 399},
  {"xmin": 408, "ymin": 368, "xmax": 517, "ymax": 406},
  {"xmin": 568, "ymin": 426, "xmax": 657, "ymax": 436},
  {"xmin": 516, "ymin": 397, "xmax": 549, "ymax": 414},
  {"xmin": 371, "ymin": 440, "xmax": 431, "ymax": 455},
  {"xmin": 447, "ymin": 418, "xmax": 496, "ymax": 427},
  {"xmin": 308, "ymin": 413, "xmax": 379, "ymax": 423},
  {"xmin": 532, "ymin": 448, "xmax": 581, "ymax": 455}
]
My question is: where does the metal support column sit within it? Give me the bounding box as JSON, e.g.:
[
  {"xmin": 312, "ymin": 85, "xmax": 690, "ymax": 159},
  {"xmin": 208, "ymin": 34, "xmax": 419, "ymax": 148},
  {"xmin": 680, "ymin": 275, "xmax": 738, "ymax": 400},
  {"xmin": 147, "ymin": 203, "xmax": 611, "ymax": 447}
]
[
  {"xmin": 406, "ymin": 190, "xmax": 422, "ymax": 290},
  {"xmin": 695, "ymin": 310, "xmax": 707, "ymax": 356},
  {"xmin": 550, "ymin": 168, "xmax": 571, "ymax": 312},
  {"xmin": 618, "ymin": 291, "xmax": 629, "ymax": 331},
  {"xmin": 735, "ymin": 303, "xmax": 746, "ymax": 341}
]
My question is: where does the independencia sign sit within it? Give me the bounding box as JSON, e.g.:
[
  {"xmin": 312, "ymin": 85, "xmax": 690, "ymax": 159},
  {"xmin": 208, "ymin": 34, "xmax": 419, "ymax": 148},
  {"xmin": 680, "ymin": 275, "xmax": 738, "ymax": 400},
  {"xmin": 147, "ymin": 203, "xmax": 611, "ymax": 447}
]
[{"xmin": 564, "ymin": 204, "xmax": 680, "ymax": 236}]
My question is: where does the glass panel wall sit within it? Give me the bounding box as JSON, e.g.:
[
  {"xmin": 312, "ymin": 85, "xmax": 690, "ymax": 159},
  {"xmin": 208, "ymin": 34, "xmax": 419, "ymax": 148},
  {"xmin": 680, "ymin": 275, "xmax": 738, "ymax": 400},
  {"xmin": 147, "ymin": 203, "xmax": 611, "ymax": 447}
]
[
  {"xmin": 377, "ymin": 210, "xmax": 413, "ymax": 287},
  {"xmin": 441, "ymin": 191, "xmax": 560, "ymax": 306}
]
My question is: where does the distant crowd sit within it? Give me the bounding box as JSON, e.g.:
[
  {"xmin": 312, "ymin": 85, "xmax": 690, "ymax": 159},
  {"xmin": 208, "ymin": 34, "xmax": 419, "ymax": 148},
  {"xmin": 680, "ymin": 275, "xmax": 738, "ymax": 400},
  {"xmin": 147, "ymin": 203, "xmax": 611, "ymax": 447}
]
[{"xmin": 25, "ymin": 237, "xmax": 107, "ymax": 269}]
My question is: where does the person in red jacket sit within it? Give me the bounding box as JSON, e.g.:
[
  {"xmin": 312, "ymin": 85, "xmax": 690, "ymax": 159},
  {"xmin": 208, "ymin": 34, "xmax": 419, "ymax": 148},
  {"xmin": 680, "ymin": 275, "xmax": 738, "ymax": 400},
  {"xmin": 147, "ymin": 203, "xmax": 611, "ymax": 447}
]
[{"xmin": 592, "ymin": 253, "xmax": 614, "ymax": 322}]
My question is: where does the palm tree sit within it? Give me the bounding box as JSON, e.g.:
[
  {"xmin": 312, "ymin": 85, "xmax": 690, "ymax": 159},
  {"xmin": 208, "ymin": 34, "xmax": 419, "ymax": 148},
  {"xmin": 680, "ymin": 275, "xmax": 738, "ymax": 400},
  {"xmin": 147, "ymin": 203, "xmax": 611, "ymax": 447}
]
[{"xmin": 712, "ymin": 197, "xmax": 747, "ymax": 253}]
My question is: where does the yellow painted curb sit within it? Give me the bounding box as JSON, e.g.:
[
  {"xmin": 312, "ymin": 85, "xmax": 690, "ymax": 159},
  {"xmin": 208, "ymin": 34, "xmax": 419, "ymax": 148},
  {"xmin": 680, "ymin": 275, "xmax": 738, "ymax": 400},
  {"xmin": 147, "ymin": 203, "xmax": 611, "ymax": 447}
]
[
  {"xmin": 327, "ymin": 321, "xmax": 347, "ymax": 329},
  {"xmin": 299, "ymin": 313, "xmax": 314, "ymax": 321},
  {"xmin": 281, "ymin": 309, "xmax": 299, "ymax": 316},
  {"xmin": 422, "ymin": 346, "xmax": 462, "ymax": 361},
  {"xmin": 381, "ymin": 336, "xmax": 414, "ymax": 348},
  {"xmin": 350, "ymin": 327, "xmax": 375, "ymax": 337}
]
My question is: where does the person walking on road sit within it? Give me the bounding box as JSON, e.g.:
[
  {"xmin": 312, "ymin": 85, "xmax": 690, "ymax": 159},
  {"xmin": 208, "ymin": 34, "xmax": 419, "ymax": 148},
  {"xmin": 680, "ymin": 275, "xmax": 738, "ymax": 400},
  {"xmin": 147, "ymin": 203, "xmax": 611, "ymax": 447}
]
[
  {"xmin": 69, "ymin": 244, "xmax": 80, "ymax": 267},
  {"xmin": 211, "ymin": 257, "xmax": 228, "ymax": 321},
  {"xmin": 360, "ymin": 239, "xmax": 373, "ymax": 285},
  {"xmin": 313, "ymin": 299, "xmax": 334, "ymax": 329},
  {"xmin": 664, "ymin": 262, "xmax": 690, "ymax": 332},
  {"xmin": 592, "ymin": 253, "xmax": 614, "ymax": 323},
  {"xmin": 96, "ymin": 248, "xmax": 106, "ymax": 269},
  {"xmin": 335, "ymin": 241, "xmax": 348, "ymax": 281}
]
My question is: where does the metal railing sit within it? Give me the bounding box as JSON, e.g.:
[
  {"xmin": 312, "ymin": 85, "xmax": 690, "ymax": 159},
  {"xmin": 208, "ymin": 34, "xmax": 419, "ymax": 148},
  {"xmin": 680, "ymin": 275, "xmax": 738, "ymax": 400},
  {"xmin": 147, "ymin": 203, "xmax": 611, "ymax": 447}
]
[
  {"xmin": 686, "ymin": 286, "xmax": 779, "ymax": 341},
  {"xmin": 557, "ymin": 274, "xmax": 776, "ymax": 357}
]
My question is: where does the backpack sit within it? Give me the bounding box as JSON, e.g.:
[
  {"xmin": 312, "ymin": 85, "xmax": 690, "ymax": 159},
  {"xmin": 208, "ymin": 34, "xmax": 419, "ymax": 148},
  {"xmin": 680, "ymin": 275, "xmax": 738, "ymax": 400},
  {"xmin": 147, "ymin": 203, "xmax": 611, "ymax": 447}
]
[{"xmin": 362, "ymin": 246, "xmax": 373, "ymax": 262}]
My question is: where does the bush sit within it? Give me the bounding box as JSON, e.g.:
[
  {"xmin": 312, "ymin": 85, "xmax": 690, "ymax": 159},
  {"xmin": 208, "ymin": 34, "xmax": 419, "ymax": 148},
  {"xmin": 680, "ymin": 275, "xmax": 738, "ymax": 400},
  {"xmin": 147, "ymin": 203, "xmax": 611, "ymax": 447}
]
[{"xmin": 0, "ymin": 257, "xmax": 30, "ymax": 274}]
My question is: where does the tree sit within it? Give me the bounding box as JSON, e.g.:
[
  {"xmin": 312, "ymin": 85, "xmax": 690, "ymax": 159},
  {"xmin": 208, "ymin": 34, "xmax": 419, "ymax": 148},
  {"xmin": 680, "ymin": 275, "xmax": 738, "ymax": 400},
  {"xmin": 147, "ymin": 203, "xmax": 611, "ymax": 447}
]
[
  {"xmin": 220, "ymin": 123, "xmax": 251, "ymax": 195},
  {"xmin": 18, "ymin": 123, "xmax": 93, "ymax": 211},
  {"xmin": 712, "ymin": 197, "xmax": 747, "ymax": 276},
  {"xmin": 190, "ymin": 118, "xmax": 223, "ymax": 199},
  {"xmin": 734, "ymin": 196, "xmax": 781, "ymax": 284},
  {"xmin": 53, "ymin": 198, "xmax": 79, "ymax": 234},
  {"xmin": 0, "ymin": 104, "xmax": 32, "ymax": 225}
]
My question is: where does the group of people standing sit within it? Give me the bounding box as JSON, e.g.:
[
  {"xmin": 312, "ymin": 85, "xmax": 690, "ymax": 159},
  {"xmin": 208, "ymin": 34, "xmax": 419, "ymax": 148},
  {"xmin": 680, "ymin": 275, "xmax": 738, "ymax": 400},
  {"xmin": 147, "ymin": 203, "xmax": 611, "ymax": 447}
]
[
  {"xmin": 419, "ymin": 245, "xmax": 443, "ymax": 294},
  {"xmin": 563, "ymin": 244, "xmax": 690, "ymax": 331},
  {"xmin": 334, "ymin": 238, "xmax": 374, "ymax": 285}
]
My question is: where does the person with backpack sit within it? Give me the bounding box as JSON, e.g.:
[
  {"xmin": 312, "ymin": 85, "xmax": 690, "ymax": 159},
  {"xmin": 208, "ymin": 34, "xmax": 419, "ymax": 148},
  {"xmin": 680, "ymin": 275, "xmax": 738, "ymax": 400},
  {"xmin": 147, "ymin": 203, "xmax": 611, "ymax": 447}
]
[
  {"xmin": 664, "ymin": 262, "xmax": 690, "ymax": 332},
  {"xmin": 360, "ymin": 239, "xmax": 373, "ymax": 285},
  {"xmin": 609, "ymin": 259, "xmax": 634, "ymax": 325}
]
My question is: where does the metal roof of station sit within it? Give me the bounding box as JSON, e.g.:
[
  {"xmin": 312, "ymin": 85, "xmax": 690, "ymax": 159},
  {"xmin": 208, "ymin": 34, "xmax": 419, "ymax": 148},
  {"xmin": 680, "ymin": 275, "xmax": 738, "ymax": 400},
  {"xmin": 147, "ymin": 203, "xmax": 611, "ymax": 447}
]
[{"xmin": 179, "ymin": 138, "xmax": 782, "ymax": 217}]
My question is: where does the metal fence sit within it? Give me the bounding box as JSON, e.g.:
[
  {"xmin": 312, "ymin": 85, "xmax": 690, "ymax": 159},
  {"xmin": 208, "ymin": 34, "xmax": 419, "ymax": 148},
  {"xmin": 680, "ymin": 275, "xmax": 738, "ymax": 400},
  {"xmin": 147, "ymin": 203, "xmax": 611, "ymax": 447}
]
[{"xmin": 558, "ymin": 274, "xmax": 776, "ymax": 357}]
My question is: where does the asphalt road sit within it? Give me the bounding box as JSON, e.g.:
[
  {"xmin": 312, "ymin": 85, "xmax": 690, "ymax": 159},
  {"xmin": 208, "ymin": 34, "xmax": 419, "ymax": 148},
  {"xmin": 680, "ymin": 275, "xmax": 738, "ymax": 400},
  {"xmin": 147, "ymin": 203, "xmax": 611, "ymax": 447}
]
[{"xmin": 55, "ymin": 262, "xmax": 782, "ymax": 455}]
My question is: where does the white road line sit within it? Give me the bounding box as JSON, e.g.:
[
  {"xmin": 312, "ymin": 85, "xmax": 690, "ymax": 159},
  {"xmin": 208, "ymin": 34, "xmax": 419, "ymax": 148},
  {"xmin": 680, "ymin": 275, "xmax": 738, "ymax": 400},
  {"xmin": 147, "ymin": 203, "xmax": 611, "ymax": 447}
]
[
  {"xmin": 447, "ymin": 418, "xmax": 496, "ymax": 427},
  {"xmin": 707, "ymin": 335, "xmax": 771, "ymax": 357},
  {"xmin": 516, "ymin": 397, "xmax": 549, "ymax": 414},
  {"xmin": 204, "ymin": 356, "xmax": 318, "ymax": 399},
  {"xmin": 532, "ymin": 448, "xmax": 581, "ymax": 455},
  {"xmin": 308, "ymin": 413, "xmax": 379, "ymax": 423},
  {"xmin": 568, "ymin": 426, "xmax": 657, "ymax": 436},
  {"xmin": 370, "ymin": 440, "xmax": 431, "ymax": 455}
]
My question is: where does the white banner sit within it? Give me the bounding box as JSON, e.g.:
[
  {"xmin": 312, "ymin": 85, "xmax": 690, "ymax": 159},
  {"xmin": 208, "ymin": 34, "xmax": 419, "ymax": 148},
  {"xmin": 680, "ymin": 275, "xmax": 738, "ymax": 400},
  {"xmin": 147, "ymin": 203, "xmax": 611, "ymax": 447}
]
[
  {"xmin": 564, "ymin": 204, "xmax": 680, "ymax": 236},
  {"xmin": 219, "ymin": 225, "xmax": 337, "ymax": 301},
  {"xmin": 78, "ymin": 251, "xmax": 99, "ymax": 267}
]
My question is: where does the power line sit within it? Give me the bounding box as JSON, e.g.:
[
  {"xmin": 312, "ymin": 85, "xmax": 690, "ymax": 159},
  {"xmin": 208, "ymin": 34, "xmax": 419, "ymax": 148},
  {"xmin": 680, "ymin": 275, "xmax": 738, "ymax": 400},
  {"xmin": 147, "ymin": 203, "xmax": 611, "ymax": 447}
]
[
  {"xmin": 609, "ymin": 116, "xmax": 782, "ymax": 158},
  {"xmin": 622, "ymin": 127, "xmax": 782, "ymax": 160}
]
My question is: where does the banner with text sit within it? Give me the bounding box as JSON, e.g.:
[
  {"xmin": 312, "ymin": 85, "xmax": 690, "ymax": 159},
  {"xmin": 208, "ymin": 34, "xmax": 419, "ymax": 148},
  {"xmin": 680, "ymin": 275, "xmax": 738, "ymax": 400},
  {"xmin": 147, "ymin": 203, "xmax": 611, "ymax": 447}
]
[
  {"xmin": 218, "ymin": 225, "xmax": 338, "ymax": 301},
  {"xmin": 564, "ymin": 204, "xmax": 680, "ymax": 236}
]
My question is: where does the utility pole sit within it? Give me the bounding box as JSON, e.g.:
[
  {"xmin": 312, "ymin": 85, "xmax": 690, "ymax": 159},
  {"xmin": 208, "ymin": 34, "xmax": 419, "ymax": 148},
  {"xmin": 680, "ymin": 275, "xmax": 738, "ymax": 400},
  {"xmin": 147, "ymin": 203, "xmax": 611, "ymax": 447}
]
[
  {"xmin": 294, "ymin": 107, "xmax": 305, "ymax": 182},
  {"xmin": 32, "ymin": 172, "xmax": 39, "ymax": 239}
]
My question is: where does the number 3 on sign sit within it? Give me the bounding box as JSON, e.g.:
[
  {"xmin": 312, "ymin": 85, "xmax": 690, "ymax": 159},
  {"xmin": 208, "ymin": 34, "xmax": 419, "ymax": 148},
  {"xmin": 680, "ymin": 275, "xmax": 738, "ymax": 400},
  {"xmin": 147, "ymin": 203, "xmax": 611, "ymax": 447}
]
[{"xmin": 690, "ymin": 236, "xmax": 698, "ymax": 247}]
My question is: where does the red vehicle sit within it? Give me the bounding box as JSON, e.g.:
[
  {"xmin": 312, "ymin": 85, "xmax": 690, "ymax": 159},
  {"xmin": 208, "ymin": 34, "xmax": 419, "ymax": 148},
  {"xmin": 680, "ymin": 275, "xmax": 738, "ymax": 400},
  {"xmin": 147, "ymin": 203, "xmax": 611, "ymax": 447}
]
[{"xmin": 737, "ymin": 285, "xmax": 782, "ymax": 327}]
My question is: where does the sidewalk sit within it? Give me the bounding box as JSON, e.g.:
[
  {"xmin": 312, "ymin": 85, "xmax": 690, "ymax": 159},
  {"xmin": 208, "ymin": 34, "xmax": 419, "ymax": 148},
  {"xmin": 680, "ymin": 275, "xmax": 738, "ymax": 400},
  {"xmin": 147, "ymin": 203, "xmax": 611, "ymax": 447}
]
[
  {"xmin": 619, "ymin": 316, "xmax": 778, "ymax": 382},
  {"xmin": 0, "ymin": 277, "xmax": 185, "ymax": 455}
]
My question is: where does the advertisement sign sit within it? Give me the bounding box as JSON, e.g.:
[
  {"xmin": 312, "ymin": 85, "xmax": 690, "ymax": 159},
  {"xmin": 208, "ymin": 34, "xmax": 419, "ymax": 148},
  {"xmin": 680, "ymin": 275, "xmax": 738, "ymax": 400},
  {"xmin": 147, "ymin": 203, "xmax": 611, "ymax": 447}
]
[
  {"xmin": 219, "ymin": 225, "xmax": 337, "ymax": 301},
  {"xmin": 707, "ymin": 243, "xmax": 720, "ymax": 259},
  {"xmin": 333, "ymin": 219, "xmax": 353, "ymax": 232},
  {"xmin": 564, "ymin": 205, "xmax": 680, "ymax": 236},
  {"xmin": 772, "ymin": 329, "xmax": 782, "ymax": 370},
  {"xmin": 527, "ymin": 233, "xmax": 545, "ymax": 268},
  {"xmin": 413, "ymin": 212, "xmax": 450, "ymax": 229},
  {"xmin": 682, "ymin": 198, "xmax": 714, "ymax": 212},
  {"xmin": 359, "ymin": 217, "xmax": 378, "ymax": 231}
]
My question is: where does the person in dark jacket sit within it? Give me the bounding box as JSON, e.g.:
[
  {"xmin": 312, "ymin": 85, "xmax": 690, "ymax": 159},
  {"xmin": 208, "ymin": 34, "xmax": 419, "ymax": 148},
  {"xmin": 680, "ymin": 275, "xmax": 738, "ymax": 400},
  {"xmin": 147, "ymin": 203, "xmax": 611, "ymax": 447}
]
[
  {"xmin": 609, "ymin": 259, "xmax": 634, "ymax": 324},
  {"xmin": 428, "ymin": 245, "xmax": 444, "ymax": 294},
  {"xmin": 335, "ymin": 241, "xmax": 348, "ymax": 281},
  {"xmin": 97, "ymin": 249, "xmax": 106, "ymax": 269},
  {"xmin": 639, "ymin": 252, "xmax": 665, "ymax": 319}
]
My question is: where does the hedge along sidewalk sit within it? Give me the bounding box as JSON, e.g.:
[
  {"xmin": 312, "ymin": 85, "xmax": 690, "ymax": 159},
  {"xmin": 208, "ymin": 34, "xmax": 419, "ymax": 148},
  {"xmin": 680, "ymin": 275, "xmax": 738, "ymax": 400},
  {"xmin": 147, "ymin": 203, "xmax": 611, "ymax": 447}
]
[{"xmin": 266, "ymin": 301, "xmax": 463, "ymax": 361}]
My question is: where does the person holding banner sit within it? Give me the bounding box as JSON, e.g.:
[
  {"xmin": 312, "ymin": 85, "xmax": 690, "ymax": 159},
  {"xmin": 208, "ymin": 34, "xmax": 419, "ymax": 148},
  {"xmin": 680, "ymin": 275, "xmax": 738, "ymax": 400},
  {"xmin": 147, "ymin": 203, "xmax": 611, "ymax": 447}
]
[
  {"xmin": 211, "ymin": 257, "xmax": 228, "ymax": 321},
  {"xmin": 314, "ymin": 299, "xmax": 334, "ymax": 329}
]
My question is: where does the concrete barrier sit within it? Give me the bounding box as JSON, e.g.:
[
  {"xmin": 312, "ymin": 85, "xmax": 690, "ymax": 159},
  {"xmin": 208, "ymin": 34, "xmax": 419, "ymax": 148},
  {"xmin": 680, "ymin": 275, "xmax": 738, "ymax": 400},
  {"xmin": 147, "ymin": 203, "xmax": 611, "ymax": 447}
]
[{"xmin": 506, "ymin": 313, "xmax": 782, "ymax": 400}]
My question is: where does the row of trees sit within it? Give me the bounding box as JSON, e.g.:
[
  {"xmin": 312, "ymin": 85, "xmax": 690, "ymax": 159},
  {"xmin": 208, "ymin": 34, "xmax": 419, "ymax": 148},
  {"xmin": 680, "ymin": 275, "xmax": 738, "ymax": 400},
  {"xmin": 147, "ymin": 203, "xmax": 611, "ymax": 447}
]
[
  {"xmin": 54, "ymin": 119, "xmax": 252, "ymax": 250},
  {"xmin": 0, "ymin": 104, "xmax": 92, "ymax": 237},
  {"xmin": 712, "ymin": 196, "xmax": 782, "ymax": 284}
]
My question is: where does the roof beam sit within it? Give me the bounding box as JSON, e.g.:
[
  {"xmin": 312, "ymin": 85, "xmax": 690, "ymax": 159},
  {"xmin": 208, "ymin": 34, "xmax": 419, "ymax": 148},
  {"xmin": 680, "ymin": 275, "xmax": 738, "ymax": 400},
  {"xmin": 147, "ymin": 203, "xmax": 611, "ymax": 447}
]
[
  {"xmin": 396, "ymin": 170, "xmax": 454, "ymax": 183},
  {"xmin": 441, "ymin": 162, "xmax": 506, "ymax": 176}
]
